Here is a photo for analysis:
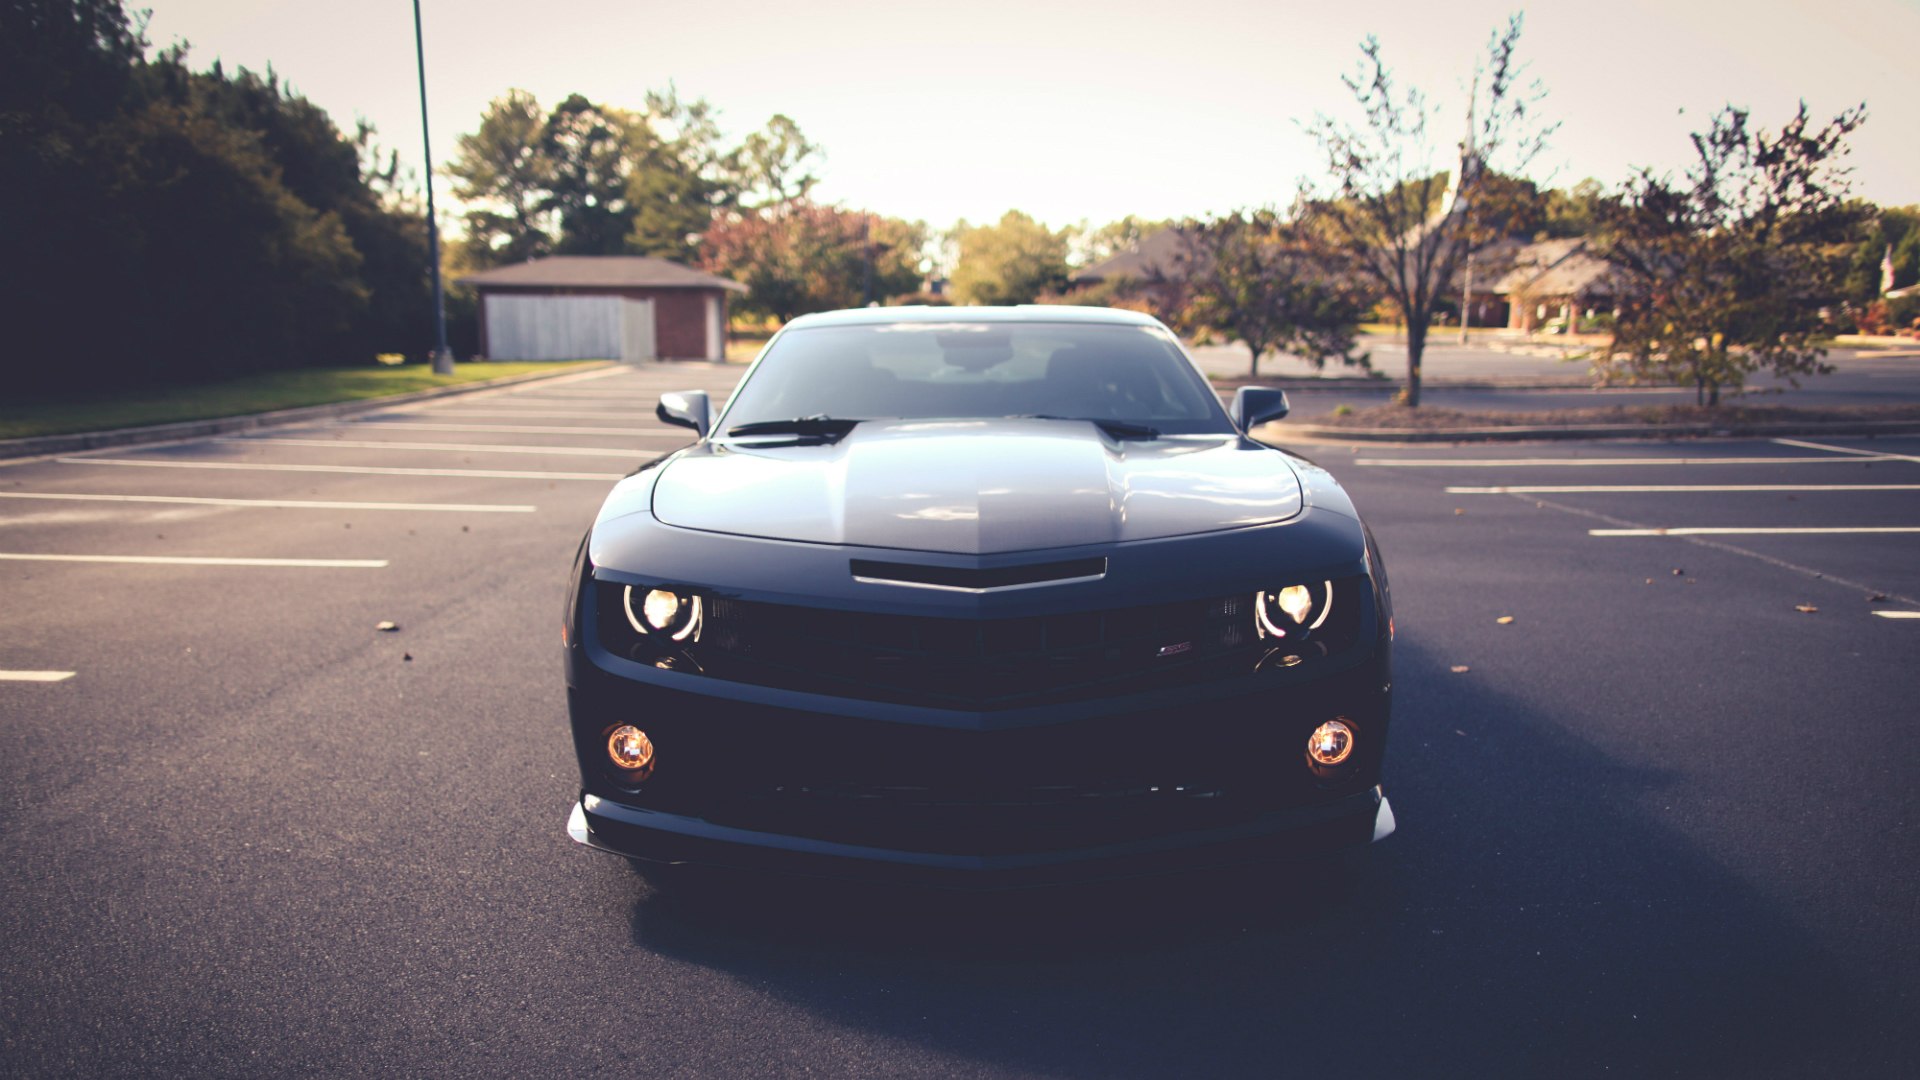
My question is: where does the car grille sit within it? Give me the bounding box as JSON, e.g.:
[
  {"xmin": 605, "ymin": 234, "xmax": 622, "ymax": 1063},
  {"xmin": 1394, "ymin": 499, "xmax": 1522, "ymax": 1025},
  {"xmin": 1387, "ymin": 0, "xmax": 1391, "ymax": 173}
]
[{"xmin": 694, "ymin": 594, "xmax": 1262, "ymax": 709}]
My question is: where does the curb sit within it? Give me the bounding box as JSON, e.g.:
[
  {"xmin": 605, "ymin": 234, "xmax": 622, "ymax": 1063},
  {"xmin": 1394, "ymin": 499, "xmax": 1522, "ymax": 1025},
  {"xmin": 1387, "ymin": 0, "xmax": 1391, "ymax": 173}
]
[
  {"xmin": 1262, "ymin": 418, "xmax": 1920, "ymax": 444},
  {"xmin": 0, "ymin": 362, "xmax": 617, "ymax": 462}
]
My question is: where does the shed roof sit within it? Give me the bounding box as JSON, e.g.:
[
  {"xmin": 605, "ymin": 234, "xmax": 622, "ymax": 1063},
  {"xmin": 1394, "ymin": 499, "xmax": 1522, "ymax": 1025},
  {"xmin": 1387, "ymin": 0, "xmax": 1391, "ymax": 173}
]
[{"xmin": 458, "ymin": 255, "xmax": 747, "ymax": 292}]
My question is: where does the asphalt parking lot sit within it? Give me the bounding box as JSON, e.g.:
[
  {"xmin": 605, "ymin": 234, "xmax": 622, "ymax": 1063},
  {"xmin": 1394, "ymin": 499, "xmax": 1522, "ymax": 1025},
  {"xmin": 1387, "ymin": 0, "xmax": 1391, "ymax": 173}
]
[{"xmin": 2, "ymin": 365, "xmax": 1915, "ymax": 1077}]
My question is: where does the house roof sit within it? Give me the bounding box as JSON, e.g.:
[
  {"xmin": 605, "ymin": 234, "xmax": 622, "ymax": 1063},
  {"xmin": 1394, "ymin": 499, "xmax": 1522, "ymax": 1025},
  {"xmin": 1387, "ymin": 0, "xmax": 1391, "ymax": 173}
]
[
  {"xmin": 1493, "ymin": 238, "xmax": 1619, "ymax": 298},
  {"xmin": 1071, "ymin": 229, "xmax": 1193, "ymax": 284},
  {"xmin": 458, "ymin": 255, "xmax": 747, "ymax": 293}
]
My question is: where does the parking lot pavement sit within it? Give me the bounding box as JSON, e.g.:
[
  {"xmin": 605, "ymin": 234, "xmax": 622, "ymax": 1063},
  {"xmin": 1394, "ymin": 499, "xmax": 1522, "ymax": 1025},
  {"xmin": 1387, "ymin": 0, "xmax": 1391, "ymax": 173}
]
[
  {"xmin": 3, "ymin": 378, "xmax": 1915, "ymax": 1077},
  {"xmin": 1189, "ymin": 340, "xmax": 1920, "ymax": 416}
]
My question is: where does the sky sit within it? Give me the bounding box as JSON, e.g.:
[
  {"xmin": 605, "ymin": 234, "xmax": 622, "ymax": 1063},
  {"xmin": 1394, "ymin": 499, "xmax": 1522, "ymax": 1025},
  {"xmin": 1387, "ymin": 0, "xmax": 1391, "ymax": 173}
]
[{"xmin": 143, "ymin": 0, "xmax": 1920, "ymax": 233}]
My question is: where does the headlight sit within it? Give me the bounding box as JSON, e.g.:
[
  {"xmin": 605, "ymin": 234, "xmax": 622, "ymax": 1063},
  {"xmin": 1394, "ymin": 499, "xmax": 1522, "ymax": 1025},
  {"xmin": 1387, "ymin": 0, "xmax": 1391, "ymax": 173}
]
[
  {"xmin": 1255, "ymin": 580, "xmax": 1333, "ymax": 639},
  {"xmin": 619, "ymin": 585, "xmax": 703, "ymax": 643}
]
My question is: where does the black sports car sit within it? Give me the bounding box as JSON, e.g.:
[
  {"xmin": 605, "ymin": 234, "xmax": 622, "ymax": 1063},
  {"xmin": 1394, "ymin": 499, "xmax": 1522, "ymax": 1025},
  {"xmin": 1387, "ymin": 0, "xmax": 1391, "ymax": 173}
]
[{"xmin": 563, "ymin": 306, "xmax": 1395, "ymax": 889}]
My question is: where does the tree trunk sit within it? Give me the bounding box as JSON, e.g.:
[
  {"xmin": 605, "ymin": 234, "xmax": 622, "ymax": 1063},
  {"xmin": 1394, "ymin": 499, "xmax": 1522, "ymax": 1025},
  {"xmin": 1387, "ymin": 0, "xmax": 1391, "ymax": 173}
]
[
  {"xmin": 1248, "ymin": 341, "xmax": 1261, "ymax": 379},
  {"xmin": 1404, "ymin": 320, "xmax": 1425, "ymax": 407}
]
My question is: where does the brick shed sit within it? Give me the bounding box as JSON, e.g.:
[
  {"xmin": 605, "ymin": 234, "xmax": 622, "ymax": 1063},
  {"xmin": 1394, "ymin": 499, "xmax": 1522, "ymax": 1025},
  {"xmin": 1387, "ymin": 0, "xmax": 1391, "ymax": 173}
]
[{"xmin": 459, "ymin": 256, "xmax": 747, "ymax": 362}]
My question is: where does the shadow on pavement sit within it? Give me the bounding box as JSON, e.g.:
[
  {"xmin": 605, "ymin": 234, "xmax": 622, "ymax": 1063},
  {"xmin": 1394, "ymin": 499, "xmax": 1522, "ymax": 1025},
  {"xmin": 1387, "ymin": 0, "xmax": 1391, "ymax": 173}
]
[{"xmin": 618, "ymin": 638, "xmax": 1879, "ymax": 1077}]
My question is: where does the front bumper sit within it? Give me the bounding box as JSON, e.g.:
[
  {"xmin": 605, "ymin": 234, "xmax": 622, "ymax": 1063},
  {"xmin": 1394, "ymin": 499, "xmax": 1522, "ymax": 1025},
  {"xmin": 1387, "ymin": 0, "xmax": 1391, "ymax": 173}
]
[{"xmin": 567, "ymin": 786, "xmax": 1394, "ymax": 891}]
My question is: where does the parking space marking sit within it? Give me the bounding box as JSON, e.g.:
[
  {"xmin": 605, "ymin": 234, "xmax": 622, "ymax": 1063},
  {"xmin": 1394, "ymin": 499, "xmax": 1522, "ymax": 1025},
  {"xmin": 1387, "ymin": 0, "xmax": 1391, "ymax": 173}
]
[
  {"xmin": 346, "ymin": 421, "xmax": 683, "ymax": 438},
  {"xmin": 0, "ymin": 670, "xmax": 75, "ymax": 682},
  {"xmin": 1491, "ymin": 490, "xmax": 1920, "ymax": 608},
  {"xmin": 1447, "ymin": 484, "xmax": 1920, "ymax": 494},
  {"xmin": 417, "ymin": 405, "xmax": 727, "ymax": 418},
  {"xmin": 1590, "ymin": 526, "xmax": 1920, "ymax": 537},
  {"xmin": 0, "ymin": 492, "xmax": 536, "ymax": 512},
  {"xmin": 1873, "ymin": 611, "xmax": 1920, "ymax": 619},
  {"xmin": 1773, "ymin": 438, "xmax": 1920, "ymax": 464},
  {"xmin": 217, "ymin": 438, "xmax": 642, "ymax": 458},
  {"xmin": 58, "ymin": 458, "xmax": 622, "ymax": 481},
  {"xmin": 1358, "ymin": 455, "xmax": 1902, "ymax": 467},
  {"xmin": 0, "ymin": 553, "xmax": 388, "ymax": 568}
]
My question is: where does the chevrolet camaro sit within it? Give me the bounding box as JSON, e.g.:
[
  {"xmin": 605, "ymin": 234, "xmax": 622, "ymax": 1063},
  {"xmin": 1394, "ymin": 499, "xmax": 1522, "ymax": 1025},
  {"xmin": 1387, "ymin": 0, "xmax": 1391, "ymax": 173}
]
[{"xmin": 562, "ymin": 306, "xmax": 1395, "ymax": 889}]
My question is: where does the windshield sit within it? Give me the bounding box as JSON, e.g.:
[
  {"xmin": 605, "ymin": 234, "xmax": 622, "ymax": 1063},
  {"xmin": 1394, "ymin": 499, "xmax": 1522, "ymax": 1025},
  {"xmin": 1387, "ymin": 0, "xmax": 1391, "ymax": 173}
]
[{"xmin": 719, "ymin": 321, "xmax": 1234, "ymax": 436}]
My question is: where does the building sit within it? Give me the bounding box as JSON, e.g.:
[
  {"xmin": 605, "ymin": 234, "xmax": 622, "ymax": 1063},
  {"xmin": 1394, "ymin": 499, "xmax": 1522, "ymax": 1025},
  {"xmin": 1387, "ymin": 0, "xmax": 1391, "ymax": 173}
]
[
  {"xmin": 1492, "ymin": 238, "xmax": 1622, "ymax": 333},
  {"xmin": 459, "ymin": 256, "xmax": 747, "ymax": 362},
  {"xmin": 1068, "ymin": 229, "xmax": 1193, "ymax": 316}
]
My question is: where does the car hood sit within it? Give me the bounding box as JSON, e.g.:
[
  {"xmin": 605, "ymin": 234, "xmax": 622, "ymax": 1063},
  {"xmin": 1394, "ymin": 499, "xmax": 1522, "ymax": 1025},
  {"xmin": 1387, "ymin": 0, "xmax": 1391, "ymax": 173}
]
[{"xmin": 649, "ymin": 418, "xmax": 1303, "ymax": 555}]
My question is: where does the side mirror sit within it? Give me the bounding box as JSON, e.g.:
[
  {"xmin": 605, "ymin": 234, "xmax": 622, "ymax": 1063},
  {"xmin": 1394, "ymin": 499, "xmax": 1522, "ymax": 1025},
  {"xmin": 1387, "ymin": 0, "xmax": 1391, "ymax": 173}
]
[
  {"xmin": 656, "ymin": 390, "xmax": 712, "ymax": 438},
  {"xmin": 1230, "ymin": 387, "xmax": 1290, "ymax": 431}
]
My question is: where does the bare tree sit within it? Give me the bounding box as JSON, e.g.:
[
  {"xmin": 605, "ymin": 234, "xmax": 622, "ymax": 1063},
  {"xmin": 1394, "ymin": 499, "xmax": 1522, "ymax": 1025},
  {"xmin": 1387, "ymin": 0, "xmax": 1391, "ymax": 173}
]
[
  {"xmin": 1594, "ymin": 104, "xmax": 1869, "ymax": 405},
  {"xmin": 1304, "ymin": 15, "xmax": 1553, "ymax": 406}
]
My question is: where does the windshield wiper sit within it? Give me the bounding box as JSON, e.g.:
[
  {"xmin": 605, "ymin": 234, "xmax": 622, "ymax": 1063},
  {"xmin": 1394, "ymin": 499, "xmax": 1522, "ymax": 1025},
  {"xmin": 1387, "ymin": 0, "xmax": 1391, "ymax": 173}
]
[
  {"xmin": 1015, "ymin": 415, "xmax": 1161, "ymax": 440},
  {"xmin": 724, "ymin": 415, "xmax": 864, "ymax": 442}
]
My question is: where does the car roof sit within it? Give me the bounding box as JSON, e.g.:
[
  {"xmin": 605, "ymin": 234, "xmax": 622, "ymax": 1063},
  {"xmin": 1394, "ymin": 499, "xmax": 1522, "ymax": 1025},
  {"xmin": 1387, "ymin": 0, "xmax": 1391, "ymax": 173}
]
[{"xmin": 783, "ymin": 305, "xmax": 1166, "ymax": 330}]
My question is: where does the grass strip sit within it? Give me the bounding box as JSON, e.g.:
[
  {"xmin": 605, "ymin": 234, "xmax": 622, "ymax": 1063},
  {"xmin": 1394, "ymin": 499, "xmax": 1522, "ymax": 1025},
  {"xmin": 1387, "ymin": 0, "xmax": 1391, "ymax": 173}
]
[{"xmin": 0, "ymin": 362, "xmax": 602, "ymax": 440}]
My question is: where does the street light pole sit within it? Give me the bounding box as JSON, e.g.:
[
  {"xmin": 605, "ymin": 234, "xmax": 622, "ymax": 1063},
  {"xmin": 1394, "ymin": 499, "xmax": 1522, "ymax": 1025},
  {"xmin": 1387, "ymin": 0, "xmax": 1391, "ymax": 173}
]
[{"xmin": 413, "ymin": 0, "xmax": 452, "ymax": 375}]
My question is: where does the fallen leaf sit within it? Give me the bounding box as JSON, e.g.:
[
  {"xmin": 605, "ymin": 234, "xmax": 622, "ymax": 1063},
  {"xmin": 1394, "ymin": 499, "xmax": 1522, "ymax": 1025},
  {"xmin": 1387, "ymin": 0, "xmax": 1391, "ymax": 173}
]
[
  {"xmin": 1795, "ymin": 604, "xmax": 1818, "ymax": 614},
  {"xmin": 1450, "ymin": 665, "xmax": 1471, "ymax": 674},
  {"xmin": 1644, "ymin": 578, "xmax": 1654, "ymax": 585},
  {"xmin": 1454, "ymin": 508, "xmax": 1465, "ymax": 516},
  {"xmin": 461, "ymin": 525, "xmax": 470, "ymax": 533},
  {"xmin": 402, "ymin": 652, "xmax": 413, "ymax": 661},
  {"xmin": 1453, "ymin": 729, "xmax": 1467, "ymax": 737},
  {"xmin": 376, "ymin": 621, "xmax": 400, "ymax": 632},
  {"xmin": 1672, "ymin": 568, "xmax": 1685, "ymax": 576},
  {"xmin": 1868, "ymin": 593, "xmax": 1888, "ymax": 603},
  {"xmin": 1496, "ymin": 615, "xmax": 1515, "ymax": 625}
]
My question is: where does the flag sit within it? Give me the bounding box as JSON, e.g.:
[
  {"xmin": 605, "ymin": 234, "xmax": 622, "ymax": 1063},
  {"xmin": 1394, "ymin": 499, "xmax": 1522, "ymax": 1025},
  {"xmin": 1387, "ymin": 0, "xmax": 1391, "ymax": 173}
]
[{"xmin": 1883, "ymin": 245, "xmax": 1897, "ymax": 295}]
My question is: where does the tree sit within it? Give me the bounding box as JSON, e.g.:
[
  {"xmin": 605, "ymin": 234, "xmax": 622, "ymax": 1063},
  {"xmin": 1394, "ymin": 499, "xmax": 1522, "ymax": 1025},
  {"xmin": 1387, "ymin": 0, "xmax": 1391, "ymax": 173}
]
[
  {"xmin": 2, "ymin": 1, "xmax": 413, "ymax": 391},
  {"xmin": 1541, "ymin": 177, "xmax": 1607, "ymax": 239},
  {"xmin": 737, "ymin": 113, "xmax": 821, "ymax": 209},
  {"xmin": 1593, "ymin": 103, "xmax": 1870, "ymax": 405},
  {"xmin": 949, "ymin": 211, "xmax": 1073, "ymax": 306},
  {"xmin": 1175, "ymin": 209, "xmax": 1369, "ymax": 377},
  {"xmin": 447, "ymin": 89, "xmax": 553, "ymax": 268},
  {"xmin": 1304, "ymin": 16, "xmax": 1552, "ymax": 406},
  {"xmin": 702, "ymin": 203, "xmax": 925, "ymax": 322},
  {"xmin": 540, "ymin": 93, "xmax": 640, "ymax": 255},
  {"xmin": 625, "ymin": 88, "xmax": 739, "ymax": 261},
  {"xmin": 1841, "ymin": 203, "xmax": 1920, "ymax": 305}
]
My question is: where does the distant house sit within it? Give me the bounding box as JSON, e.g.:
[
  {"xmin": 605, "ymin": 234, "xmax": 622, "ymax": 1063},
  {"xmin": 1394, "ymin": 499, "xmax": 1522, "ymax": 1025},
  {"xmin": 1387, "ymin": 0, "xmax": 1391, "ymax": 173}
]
[
  {"xmin": 1493, "ymin": 238, "xmax": 1622, "ymax": 332},
  {"xmin": 459, "ymin": 255, "xmax": 747, "ymax": 362},
  {"xmin": 1068, "ymin": 229, "xmax": 1193, "ymax": 314}
]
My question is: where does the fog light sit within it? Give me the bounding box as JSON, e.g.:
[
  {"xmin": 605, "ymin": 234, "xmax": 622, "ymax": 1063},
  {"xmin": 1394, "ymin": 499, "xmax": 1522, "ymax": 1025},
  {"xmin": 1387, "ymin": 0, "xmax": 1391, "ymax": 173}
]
[
  {"xmin": 1307, "ymin": 720, "xmax": 1355, "ymax": 766},
  {"xmin": 606, "ymin": 725, "xmax": 655, "ymax": 778}
]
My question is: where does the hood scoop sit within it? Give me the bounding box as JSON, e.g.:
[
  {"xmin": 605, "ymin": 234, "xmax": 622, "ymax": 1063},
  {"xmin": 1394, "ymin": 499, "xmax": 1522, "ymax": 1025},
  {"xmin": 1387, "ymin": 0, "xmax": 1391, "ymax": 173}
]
[{"xmin": 850, "ymin": 556, "xmax": 1107, "ymax": 593}]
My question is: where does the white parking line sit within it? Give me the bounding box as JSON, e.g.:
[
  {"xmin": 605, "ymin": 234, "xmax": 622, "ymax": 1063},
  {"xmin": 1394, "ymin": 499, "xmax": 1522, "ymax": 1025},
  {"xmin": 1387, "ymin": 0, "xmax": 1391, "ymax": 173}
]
[
  {"xmin": 0, "ymin": 553, "xmax": 388, "ymax": 568},
  {"xmin": 58, "ymin": 458, "xmax": 622, "ymax": 481},
  {"xmin": 1448, "ymin": 484, "xmax": 1920, "ymax": 494},
  {"xmin": 1873, "ymin": 611, "xmax": 1920, "ymax": 619},
  {"xmin": 217, "ymin": 438, "xmax": 641, "ymax": 457},
  {"xmin": 348, "ymin": 422, "xmax": 685, "ymax": 438},
  {"xmin": 1590, "ymin": 527, "xmax": 1920, "ymax": 537},
  {"xmin": 1773, "ymin": 438, "xmax": 1920, "ymax": 464},
  {"xmin": 1358, "ymin": 455, "xmax": 1902, "ymax": 467},
  {"xmin": 414, "ymin": 408, "xmax": 657, "ymax": 418},
  {"xmin": 0, "ymin": 670, "xmax": 75, "ymax": 682},
  {"xmin": 0, "ymin": 492, "xmax": 536, "ymax": 512}
]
